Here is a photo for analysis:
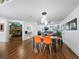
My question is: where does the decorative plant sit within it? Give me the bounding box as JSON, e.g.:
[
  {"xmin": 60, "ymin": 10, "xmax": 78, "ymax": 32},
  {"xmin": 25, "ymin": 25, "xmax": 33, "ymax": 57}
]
[{"xmin": 56, "ymin": 31, "xmax": 62, "ymax": 37}]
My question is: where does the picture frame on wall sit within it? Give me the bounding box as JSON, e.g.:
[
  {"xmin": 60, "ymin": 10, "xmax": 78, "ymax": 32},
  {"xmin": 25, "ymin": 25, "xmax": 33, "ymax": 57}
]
[
  {"xmin": 69, "ymin": 18, "xmax": 77, "ymax": 30},
  {"xmin": 59, "ymin": 18, "xmax": 77, "ymax": 31},
  {"xmin": 0, "ymin": 23, "xmax": 4, "ymax": 31}
]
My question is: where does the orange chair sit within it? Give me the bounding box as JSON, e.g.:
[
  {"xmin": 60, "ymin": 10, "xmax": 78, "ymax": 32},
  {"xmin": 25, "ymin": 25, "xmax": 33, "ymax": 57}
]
[
  {"xmin": 34, "ymin": 35, "xmax": 42, "ymax": 52},
  {"xmin": 34, "ymin": 36, "xmax": 42, "ymax": 43},
  {"xmin": 43, "ymin": 36, "xmax": 52, "ymax": 54}
]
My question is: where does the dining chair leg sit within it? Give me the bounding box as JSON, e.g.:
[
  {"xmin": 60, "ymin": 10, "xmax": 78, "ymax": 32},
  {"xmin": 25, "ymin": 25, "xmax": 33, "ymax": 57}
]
[
  {"xmin": 49, "ymin": 44, "xmax": 51, "ymax": 54},
  {"xmin": 43, "ymin": 44, "xmax": 46, "ymax": 53},
  {"xmin": 39, "ymin": 44, "xmax": 41, "ymax": 52},
  {"xmin": 34, "ymin": 43, "xmax": 38, "ymax": 53},
  {"xmin": 41, "ymin": 42, "xmax": 43, "ymax": 52}
]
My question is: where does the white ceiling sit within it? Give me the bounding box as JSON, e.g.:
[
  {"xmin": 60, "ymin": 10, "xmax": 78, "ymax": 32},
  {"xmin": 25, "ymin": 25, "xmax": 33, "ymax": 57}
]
[{"xmin": 0, "ymin": 0, "xmax": 79, "ymax": 24}]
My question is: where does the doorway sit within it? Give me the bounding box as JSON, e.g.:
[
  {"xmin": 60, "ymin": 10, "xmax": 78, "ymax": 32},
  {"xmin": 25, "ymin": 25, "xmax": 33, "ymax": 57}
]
[{"xmin": 9, "ymin": 22, "xmax": 22, "ymax": 41}]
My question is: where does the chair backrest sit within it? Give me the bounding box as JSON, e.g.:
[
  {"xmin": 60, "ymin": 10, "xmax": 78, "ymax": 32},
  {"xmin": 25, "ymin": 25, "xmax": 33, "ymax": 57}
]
[
  {"xmin": 34, "ymin": 35, "xmax": 42, "ymax": 43},
  {"xmin": 43, "ymin": 36, "xmax": 52, "ymax": 44}
]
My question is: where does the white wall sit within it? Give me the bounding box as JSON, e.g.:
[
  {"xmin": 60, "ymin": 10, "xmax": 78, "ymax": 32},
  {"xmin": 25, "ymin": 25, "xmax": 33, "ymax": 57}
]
[
  {"xmin": 61, "ymin": 6, "xmax": 79, "ymax": 56},
  {"xmin": 62, "ymin": 31, "xmax": 79, "ymax": 56},
  {"xmin": 0, "ymin": 17, "xmax": 38, "ymax": 42},
  {"xmin": 22, "ymin": 21, "xmax": 38, "ymax": 40},
  {"xmin": 0, "ymin": 17, "xmax": 9, "ymax": 42}
]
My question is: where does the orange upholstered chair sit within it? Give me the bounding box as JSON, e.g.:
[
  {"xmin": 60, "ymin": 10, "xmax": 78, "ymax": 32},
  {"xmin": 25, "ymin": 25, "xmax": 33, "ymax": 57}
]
[
  {"xmin": 43, "ymin": 36, "xmax": 52, "ymax": 54},
  {"xmin": 34, "ymin": 35, "xmax": 42, "ymax": 53},
  {"xmin": 34, "ymin": 36, "xmax": 42, "ymax": 44}
]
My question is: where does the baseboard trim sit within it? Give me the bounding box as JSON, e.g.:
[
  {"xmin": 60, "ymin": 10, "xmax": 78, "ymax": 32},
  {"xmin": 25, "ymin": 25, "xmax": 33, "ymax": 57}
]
[{"xmin": 65, "ymin": 43, "xmax": 79, "ymax": 57}]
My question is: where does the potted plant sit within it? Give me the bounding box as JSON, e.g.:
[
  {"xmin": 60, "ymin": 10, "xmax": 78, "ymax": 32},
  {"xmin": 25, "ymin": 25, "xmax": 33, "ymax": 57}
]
[{"xmin": 56, "ymin": 31, "xmax": 62, "ymax": 37}]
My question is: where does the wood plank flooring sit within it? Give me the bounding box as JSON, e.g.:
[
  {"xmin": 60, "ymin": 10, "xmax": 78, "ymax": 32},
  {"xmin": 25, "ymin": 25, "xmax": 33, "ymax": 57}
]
[{"xmin": 0, "ymin": 37, "xmax": 79, "ymax": 59}]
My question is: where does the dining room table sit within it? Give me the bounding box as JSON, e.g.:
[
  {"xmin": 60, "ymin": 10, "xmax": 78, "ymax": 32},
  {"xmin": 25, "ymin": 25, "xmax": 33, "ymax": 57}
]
[{"xmin": 32, "ymin": 35, "xmax": 62, "ymax": 52}]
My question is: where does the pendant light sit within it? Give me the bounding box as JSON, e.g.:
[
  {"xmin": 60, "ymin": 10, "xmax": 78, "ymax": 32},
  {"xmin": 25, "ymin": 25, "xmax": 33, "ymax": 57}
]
[{"xmin": 41, "ymin": 12, "xmax": 48, "ymax": 25}]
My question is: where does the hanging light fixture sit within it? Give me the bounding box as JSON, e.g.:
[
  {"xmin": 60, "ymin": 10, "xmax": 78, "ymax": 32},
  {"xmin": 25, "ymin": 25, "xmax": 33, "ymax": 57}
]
[
  {"xmin": 45, "ymin": 20, "xmax": 48, "ymax": 25},
  {"xmin": 41, "ymin": 12, "xmax": 48, "ymax": 25},
  {"xmin": 41, "ymin": 15, "xmax": 46, "ymax": 23},
  {"xmin": 42, "ymin": 12, "xmax": 47, "ymax": 15}
]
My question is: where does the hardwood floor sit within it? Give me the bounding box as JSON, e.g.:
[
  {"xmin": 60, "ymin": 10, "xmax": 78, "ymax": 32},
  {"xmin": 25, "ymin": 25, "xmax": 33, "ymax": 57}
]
[{"xmin": 0, "ymin": 38, "xmax": 79, "ymax": 59}]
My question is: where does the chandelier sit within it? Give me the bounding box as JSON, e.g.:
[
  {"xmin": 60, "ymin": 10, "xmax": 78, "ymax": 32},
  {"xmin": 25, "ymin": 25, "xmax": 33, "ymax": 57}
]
[{"xmin": 41, "ymin": 12, "xmax": 48, "ymax": 25}]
